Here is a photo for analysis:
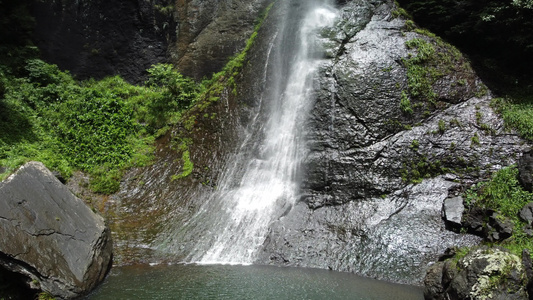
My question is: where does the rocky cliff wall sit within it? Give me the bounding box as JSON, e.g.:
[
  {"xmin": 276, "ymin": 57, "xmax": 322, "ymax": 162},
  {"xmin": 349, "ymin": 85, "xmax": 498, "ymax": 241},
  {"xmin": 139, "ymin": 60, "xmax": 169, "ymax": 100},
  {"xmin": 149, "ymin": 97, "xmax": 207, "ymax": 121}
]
[
  {"xmin": 257, "ymin": 0, "xmax": 526, "ymax": 283},
  {"xmin": 31, "ymin": 0, "xmax": 271, "ymax": 82},
  {"xmin": 104, "ymin": 0, "xmax": 527, "ymax": 285},
  {"xmin": 171, "ymin": 0, "xmax": 272, "ymax": 80},
  {"xmin": 32, "ymin": 0, "xmax": 175, "ymax": 83}
]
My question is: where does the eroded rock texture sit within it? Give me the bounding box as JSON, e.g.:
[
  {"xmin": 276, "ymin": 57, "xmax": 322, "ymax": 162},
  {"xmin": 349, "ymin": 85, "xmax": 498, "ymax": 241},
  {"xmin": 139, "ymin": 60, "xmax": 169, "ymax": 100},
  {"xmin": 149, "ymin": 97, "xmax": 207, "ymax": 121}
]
[
  {"xmin": 0, "ymin": 162, "xmax": 112, "ymax": 299},
  {"xmin": 256, "ymin": 0, "xmax": 525, "ymax": 283},
  {"xmin": 31, "ymin": 0, "xmax": 272, "ymax": 82},
  {"xmin": 172, "ymin": 0, "xmax": 272, "ymax": 79}
]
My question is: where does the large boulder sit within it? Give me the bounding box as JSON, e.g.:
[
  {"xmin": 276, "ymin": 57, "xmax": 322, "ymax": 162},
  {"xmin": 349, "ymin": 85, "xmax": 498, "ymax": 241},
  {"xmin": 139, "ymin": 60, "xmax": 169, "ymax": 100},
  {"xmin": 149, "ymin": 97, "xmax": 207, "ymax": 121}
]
[
  {"xmin": 0, "ymin": 162, "xmax": 112, "ymax": 299},
  {"xmin": 424, "ymin": 247, "xmax": 528, "ymax": 300}
]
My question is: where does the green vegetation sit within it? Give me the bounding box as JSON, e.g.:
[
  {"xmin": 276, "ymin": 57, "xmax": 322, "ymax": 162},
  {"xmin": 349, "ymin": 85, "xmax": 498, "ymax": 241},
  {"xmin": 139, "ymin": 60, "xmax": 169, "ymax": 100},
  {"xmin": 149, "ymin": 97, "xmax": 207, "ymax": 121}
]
[
  {"xmin": 188, "ymin": 1, "xmax": 274, "ymax": 116},
  {"xmin": 403, "ymin": 38, "xmax": 438, "ymax": 104},
  {"xmin": 470, "ymin": 133, "xmax": 480, "ymax": 146},
  {"xmin": 393, "ymin": 3, "xmax": 485, "ymax": 118},
  {"xmin": 400, "ymin": 33, "xmax": 472, "ymax": 115},
  {"xmin": 438, "ymin": 119, "xmax": 446, "ymax": 133},
  {"xmin": 400, "ymin": 155, "xmax": 449, "ymax": 184},
  {"xmin": 464, "ymin": 166, "xmax": 533, "ymax": 256},
  {"xmin": 399, "ymin": 90, "xmax": 413, "ymax": 114},
  {"xmin": 0, "ymin": 58, "xmax": 200, "ymax": 193},
  {"xmin": 397, "ymin": 0, "xmax": 533, "ymax": 91},
  {"xmin": 166, "ymin": 2, "xmax": 274, "ymax": 179},
  {"xmin": 492, "ymin": 96, "xmax": 533, "ymax": 142},
  {"xmin": 0, "ymin": 0, "xmax": 274, "ymax": 192},
  {"xmin": 391, "ymin": 1, "xmax": 411, "ymax": 19},
  {"xmin": 38, "ymin": 292, "xmax": 55, "ymax": 300}
]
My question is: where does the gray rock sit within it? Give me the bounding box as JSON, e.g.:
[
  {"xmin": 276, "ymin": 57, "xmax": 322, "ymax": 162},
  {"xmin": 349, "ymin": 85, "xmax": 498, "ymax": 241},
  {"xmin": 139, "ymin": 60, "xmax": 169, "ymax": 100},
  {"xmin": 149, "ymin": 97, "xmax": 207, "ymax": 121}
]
[
  {"xmin": 487, "ymin": 212, "xmax": 513, "ymax": 242},
  {"xmin": 463, "ymin": 208, "xmax": 514, "ymax": 242},
  {"xmin": 171, "ymin": 0, "xmax": 272, "ymax": 79},
  {"xmin": 424, "ymin": 247, "xmax": 528, "ymax": 300},
  {"xmin": 32, "ymin": 0, "xmax": 175, "ymax": 83},
  {"xmin": 520, "ymin": 202, "xmax": 533, "ymax": 224},
  {"xmin": 424, "ymin": 262, "xmax": 446, "ymax": 300},
  {"xmin": 443, "ymin": 197, "xmax": 464, "ymax": 229},
  {"xmin": 258, "ymin": 0, "xmax": 519, "ymax": 283},
  {"xmin": 518, "ymin": 150, "xmax": 533, "ymax": 192},
  {"xmin": 0, "ymin": 162, "xmax": 112, "ymax": 299}
]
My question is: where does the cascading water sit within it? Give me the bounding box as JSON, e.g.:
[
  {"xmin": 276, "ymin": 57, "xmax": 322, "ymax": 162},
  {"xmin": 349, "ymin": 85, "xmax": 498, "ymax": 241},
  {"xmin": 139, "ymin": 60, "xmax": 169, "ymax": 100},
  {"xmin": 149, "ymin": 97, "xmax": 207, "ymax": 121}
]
[{"xmin": 160, "ymin": 0, "xmax": 338, "ymax": 264}]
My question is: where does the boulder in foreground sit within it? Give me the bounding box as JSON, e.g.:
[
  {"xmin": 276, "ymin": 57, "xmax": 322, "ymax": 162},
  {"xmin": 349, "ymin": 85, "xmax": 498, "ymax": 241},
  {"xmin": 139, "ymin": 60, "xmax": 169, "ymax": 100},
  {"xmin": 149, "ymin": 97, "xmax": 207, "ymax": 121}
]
[{"xmin": 0, "ymin": 161, "xmax": 112, "ymax": 299}]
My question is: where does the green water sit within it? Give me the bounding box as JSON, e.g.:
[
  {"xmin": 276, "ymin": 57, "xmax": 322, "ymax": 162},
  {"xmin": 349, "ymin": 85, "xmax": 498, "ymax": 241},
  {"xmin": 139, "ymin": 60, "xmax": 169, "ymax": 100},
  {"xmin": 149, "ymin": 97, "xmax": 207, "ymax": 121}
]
[{"xmin": 86, "ymin": 264, "xmax": 424, "ymax": 299}]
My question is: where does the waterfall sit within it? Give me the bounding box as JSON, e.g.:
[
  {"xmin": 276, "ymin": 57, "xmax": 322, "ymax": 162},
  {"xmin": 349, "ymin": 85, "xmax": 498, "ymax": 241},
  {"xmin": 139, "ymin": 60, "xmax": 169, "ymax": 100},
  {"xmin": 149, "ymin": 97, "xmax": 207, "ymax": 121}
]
[{"xmin": 162, "ymin": 0, "xmax": 338, "ymax": 265}]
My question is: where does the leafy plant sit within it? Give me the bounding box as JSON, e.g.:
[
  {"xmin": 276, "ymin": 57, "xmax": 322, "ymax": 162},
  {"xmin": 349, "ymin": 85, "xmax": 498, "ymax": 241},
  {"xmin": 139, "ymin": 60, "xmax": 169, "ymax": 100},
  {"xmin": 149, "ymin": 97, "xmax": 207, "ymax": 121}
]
[{"xmin": 464, "ymin": 166, "xmax": 533, "ymax": 256}]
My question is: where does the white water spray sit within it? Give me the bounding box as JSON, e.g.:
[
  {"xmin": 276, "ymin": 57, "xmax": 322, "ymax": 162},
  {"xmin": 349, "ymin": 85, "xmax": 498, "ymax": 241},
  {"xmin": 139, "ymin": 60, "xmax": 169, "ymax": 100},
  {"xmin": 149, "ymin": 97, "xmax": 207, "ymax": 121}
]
[{"xmin": 165, "ymin": 0, "xmax": 338, "ymax": 264}]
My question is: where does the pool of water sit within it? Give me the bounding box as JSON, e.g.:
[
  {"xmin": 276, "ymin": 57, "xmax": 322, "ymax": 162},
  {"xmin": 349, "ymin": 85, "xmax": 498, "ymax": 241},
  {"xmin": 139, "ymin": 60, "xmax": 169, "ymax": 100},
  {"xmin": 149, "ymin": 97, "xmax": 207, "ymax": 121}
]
[{"xmin": 85, "ymin": 264, "xmax": 424, "ymax": 300}]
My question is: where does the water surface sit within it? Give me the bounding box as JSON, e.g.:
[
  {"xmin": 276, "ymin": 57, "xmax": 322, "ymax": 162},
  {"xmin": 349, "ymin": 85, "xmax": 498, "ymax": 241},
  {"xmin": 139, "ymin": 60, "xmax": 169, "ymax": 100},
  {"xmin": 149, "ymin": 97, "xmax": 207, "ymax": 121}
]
[{"xmin": 86, "ymin": 264, "xmax": 423, "ymax": 299}]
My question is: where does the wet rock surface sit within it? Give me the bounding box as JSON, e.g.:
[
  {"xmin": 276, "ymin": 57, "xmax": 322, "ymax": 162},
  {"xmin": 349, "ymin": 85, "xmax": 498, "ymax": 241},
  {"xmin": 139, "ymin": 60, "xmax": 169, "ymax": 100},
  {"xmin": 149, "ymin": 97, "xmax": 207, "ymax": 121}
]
[
  {"xmin": 106, "ymin": 0, "xmax": 526, "ymax": 286},
  {"xmin": 172, "ymin": 0, "xmax": 271, "ymax": 79},
  {"xmin": 0, "ymin": 162, "xmax": 112, "ymax": 299},
  {"xmin": 443, "ymin": 197, "xmax": 465, "ymax": 230},
  {"xmin": 257, "ymin": 0, "xmax": 525, "ymax": 283}
]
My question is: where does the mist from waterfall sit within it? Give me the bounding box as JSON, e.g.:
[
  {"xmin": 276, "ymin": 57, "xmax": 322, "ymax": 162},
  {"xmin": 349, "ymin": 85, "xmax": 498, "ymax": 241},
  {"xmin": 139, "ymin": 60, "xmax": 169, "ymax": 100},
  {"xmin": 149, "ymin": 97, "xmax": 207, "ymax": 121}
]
[{"xmin": 159, "ymin": 0, "xmax": 338, "ymax": 264}]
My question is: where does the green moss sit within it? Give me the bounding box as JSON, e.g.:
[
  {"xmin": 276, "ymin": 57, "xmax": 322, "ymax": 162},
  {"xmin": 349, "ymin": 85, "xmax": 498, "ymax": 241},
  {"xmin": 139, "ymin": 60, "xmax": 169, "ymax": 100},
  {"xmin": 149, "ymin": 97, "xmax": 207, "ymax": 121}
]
[
  {"xmin": 492, "ymin": 96, "xmax": 533, "ymax": 142},
  {"xmin": 38, "ymin": 292, "xmax": 56, "ymax": 300},
  {"xmin": 392, "ymin": 1, "xmax": 411, "ymax": 19},
  {"xmin": 438, "ymin": 119, "xmax": 446, "ymax": 133},
  {"xmin": 181, "ymin": 2, "xmax": 274, "ymax": 131},
  {"xmin": 403, "ymin": 38, "xmax": 438, "ymax": 104},
  {"xmin": 400, "ymin": 90, "xmax": 413, "ymax": 114},
  {"xmin": 154, "ymin": 4, "xmax": 174, "ymax": 16},
  {"xmin": 471, "ymin": 133, "xmax": 480, "ymax": 146},
  {"xmin": 401, "ymin": 155, "xmax": 451, "ymax": 184},
  {"xmin": 172, "ymin": 150, "xmax": 193, "ymax": 180},
  {"xmin": 410, "ymin": 139, "xmax": 419, "ymax": 150},
  {"xmin": 397, "ymin": 13, "xmax": 481, "ymax": 118}
]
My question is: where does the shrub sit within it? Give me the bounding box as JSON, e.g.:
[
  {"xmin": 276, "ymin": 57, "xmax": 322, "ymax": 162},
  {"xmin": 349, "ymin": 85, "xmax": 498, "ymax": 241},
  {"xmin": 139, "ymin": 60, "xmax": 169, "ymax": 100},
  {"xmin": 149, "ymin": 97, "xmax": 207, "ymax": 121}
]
[{"xmin": 465, "ymin": 166, "xmax": 533, "ymax": 255}]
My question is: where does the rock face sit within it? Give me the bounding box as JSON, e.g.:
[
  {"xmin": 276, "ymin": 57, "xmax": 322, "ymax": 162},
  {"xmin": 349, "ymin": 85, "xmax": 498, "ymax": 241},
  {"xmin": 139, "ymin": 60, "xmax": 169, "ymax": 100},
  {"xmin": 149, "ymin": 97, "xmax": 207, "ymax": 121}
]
[
  {"xmin": 172, "ymin": 0, "xmax": 272, "ymax": 79},
  {"xmin": 0, "ymin": 162, "xmax": 112, "ymax": 299},
  {"xmin": 463, "ymin": 208, "xmax": 514, "ymax": 242},
  {"xmin": 443, "ymin": 197, "xmax": 465, "ymax": 229},
  {"xmin": 31, "ymin": 0, "xmax": 176, "ymax": 83},
  {"xmin": 424, "ymin": 247, "xmax": 528, "ymax": 300},
  {"xmin": 31, "ymin": 0, "xmax": 271, "ymax": 82},
  {"xmin": 256, "ymin": 0, "xmax": 524, "ymax": 283},
  {"xmin": 105, "ymin": 0, "xmax": 526, "ymax": 286}
]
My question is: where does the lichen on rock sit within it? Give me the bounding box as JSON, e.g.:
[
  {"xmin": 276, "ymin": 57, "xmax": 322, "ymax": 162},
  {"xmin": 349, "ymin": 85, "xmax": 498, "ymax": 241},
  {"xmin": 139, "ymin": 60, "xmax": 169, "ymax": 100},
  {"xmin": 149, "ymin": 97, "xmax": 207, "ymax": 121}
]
[{"xmin": 425, "ymin": 247, "xmax": 528, "ymax": 300}]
